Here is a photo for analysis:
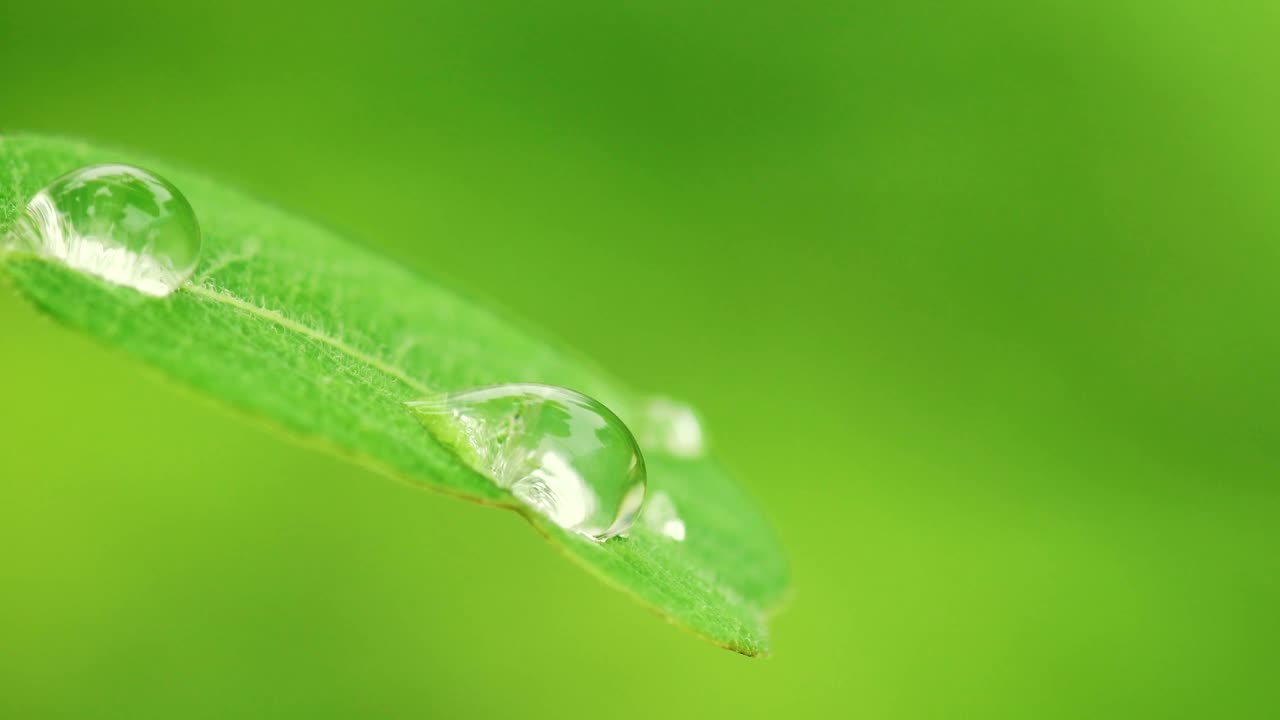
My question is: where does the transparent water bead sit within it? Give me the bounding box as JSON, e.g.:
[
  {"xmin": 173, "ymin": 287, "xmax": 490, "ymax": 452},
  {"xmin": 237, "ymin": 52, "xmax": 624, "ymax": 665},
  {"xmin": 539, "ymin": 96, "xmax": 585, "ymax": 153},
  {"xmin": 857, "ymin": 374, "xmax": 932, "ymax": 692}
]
[
  {"xmin": 406, "ymin": 384, "xmax": 647, "ymax": 541},
  {"xmin": 639, "ymin": 490, "xmax": 686, "ymax": 542},
  {"xmin": 635, "ymin": 397, "xmax": 706, "ymax": 459},
  {"xmin": 9, "ymin": 164, "xmax": 201, "ymax": 297}
]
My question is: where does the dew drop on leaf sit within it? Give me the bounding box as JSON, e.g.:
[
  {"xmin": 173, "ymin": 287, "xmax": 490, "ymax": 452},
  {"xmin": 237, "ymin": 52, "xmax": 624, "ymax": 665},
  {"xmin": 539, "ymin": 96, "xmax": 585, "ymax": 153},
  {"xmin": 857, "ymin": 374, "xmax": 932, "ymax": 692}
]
[
  {"xmin": 406, "ymin": 384, "xmax": 647, "ymax": 541},
  {"xmin": 638, "ymin": 490, "xmax": 686, "ymax": 542},
  {"xmin": 635, "ymin": 396, "xmax": 706, "ymax": 459},
  {"xmin": 6, "ymin": 164, "xmax": 201, "ymax": 297}
]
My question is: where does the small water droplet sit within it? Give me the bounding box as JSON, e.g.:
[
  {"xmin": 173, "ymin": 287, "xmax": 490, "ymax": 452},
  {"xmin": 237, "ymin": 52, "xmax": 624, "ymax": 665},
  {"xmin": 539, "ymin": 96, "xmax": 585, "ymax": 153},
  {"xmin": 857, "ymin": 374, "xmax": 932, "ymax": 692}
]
[
  {"xmin": 6, "ymin": 164, "xmax": 201, "ymax": 297},
  {"xmin": 639, "ymin": 490, "xmax": 686, "ymax": 542},
  {"xmin": 406, "ymin": 384, "xmax": 647, "ymax": 541},
  {"xmin": 635, "ymin": 397, "xmax": 705, "ymax": 458}
]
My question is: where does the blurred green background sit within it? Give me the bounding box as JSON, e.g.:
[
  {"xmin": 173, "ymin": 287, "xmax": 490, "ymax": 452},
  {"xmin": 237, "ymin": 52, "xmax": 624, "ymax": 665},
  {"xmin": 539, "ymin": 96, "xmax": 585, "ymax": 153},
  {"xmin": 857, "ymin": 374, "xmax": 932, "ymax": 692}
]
[{"xmin": 2, "ymin": 1, "xmax": 1277, "ymax": 717}]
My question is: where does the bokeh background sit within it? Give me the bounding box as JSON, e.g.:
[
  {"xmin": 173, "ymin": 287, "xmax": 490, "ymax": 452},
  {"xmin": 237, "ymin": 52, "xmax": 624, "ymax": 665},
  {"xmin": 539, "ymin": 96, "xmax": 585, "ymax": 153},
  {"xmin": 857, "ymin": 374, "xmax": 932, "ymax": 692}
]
[{"xmin": 2, "ymin": 1, "xmax": 1277, "ymax": 717}]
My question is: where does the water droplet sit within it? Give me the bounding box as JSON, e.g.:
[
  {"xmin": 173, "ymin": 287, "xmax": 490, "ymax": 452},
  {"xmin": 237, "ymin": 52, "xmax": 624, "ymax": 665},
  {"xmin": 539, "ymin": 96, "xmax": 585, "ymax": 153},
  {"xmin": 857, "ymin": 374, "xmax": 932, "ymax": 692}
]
[
  {"xmin": 639, "ymin": 490, "xmax": 686, "ymax": 542},
  {"xmin": 406, "ymin": 384, "xmax": 647, "ymax": 541},
  {"xmin": 635, "ymin": 397, "xmax": 705, "ymax": 458},
  {"xmin": 7, "ymin": 164, "xmax": 201, "ymax": 297}
]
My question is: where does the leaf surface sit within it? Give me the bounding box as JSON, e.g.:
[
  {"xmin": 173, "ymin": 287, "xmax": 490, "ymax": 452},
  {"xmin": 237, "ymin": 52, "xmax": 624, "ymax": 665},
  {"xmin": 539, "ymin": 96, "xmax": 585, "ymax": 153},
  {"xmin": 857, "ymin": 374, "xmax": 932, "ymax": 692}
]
[{"xmin": 0, "ymin": 135, "xmax": 788, "ymax": 655}]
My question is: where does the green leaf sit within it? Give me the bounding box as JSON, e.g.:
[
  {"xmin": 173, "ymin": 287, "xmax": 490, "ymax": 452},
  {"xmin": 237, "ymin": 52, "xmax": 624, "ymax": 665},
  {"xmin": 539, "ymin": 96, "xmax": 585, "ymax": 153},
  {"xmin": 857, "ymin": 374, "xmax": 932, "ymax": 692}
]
[{"xmin": 0, "ymin": 135, "xmax": 788, "ymax": 656}]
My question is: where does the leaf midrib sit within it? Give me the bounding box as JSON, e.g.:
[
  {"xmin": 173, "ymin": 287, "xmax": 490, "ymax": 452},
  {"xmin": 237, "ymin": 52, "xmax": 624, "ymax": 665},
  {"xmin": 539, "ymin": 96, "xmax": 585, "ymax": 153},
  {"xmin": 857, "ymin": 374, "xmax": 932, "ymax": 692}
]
[{"xmin": 185, "ymin": 282, "xmax": 435, "ymax": 397}]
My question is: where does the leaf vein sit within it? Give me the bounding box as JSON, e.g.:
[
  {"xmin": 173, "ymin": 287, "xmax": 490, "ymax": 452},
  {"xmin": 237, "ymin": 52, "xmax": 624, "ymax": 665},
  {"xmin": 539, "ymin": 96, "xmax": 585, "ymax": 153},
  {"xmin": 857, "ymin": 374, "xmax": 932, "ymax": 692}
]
[{"xmin": 183, "ymin": 283, "xmax": 434, "ymax": 397}]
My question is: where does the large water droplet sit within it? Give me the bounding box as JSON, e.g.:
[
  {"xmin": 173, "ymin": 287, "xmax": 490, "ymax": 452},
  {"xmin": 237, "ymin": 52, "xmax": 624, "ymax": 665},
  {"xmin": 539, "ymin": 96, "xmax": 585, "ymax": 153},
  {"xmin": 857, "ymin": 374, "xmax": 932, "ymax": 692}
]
[
  {"xmin": 406, "ymin": 384, "xmax": 647, "ymax": 541},
  {"xmin": 7, "ymin": 164, "xmax": 201, "ymax": 297}
]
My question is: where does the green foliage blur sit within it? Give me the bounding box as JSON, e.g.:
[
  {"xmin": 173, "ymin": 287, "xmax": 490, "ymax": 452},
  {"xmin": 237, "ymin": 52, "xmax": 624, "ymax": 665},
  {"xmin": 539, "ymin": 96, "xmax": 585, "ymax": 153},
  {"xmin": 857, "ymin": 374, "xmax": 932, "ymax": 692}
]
[{"xmin": 1, "ymin": 1, "xmax": 1276, "ymax": 717}]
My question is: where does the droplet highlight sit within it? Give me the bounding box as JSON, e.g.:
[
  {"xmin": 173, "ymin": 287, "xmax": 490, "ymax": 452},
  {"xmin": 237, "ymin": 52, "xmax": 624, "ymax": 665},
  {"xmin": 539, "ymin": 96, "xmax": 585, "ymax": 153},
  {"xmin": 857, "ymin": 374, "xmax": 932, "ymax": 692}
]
[
  {"xmin": 406, "ymin": 384, "xmax": 647, "ymax": 541},
  {"xmin": 7, "ymin": 164, "xmax": 201, "ymax": 297},
  {"xmin": 635, "ymin": 397, "xmax": 706, "ymax": 459}
]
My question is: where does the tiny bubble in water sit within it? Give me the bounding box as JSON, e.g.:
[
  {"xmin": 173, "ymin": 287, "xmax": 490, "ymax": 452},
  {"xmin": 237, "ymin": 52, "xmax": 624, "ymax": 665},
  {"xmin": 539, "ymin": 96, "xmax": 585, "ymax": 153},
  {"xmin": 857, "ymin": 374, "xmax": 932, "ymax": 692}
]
[
  {"xmin": 7, "ymin": 164, "xmax": 201, "ymax": 297},
  {"xmin": 406, "ymin": 384, "xmax": 647, "ymax": 541}
]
